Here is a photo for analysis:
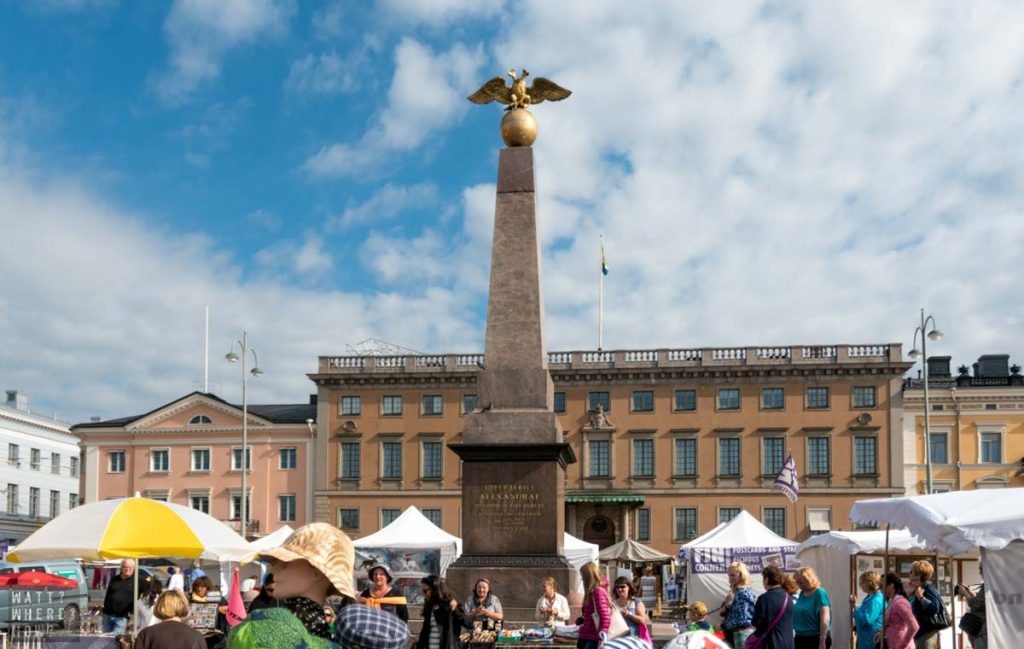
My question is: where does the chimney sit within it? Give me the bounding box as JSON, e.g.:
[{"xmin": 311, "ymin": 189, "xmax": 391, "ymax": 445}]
[
  {"xmin": 926, "ymin": 356, "xmax": 951, "ymax": 378},
  {"xmin": 90, "ymin": 416, "xmax": 102, "ymax": 423},
  {"xmin": 974, "ymin": 354, "xmax": 1010, "ymax": 378},
  {"xmin": 309, "ymin": 394, "xmax": 318, "ymax": 405},
  {"xmin": 5, "ymin": 390, "xmax": 29, "ymax": 412}
]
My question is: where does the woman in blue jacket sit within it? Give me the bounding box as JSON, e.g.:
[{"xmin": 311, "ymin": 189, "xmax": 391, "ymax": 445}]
[
  {"xmin": 850, "ymin": 571, "xmax": 884, "ymax": 649},
  {"xmin": 908, "ymin": 560, "xmax": 944, "ymax": 649}
]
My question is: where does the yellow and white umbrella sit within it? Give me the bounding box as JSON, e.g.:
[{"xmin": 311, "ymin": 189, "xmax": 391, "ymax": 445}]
[{"xmin": 7, "ymin": 496, "xmax": 252, "ymax": 563}]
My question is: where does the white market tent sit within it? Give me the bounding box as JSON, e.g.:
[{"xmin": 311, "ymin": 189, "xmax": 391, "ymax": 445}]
[
  {"xmin": 851, "ymin": 488, "xmax": 1024, "ymax": 646},
  {"xmin": 353, "ymin": 506, "xmax": 463, "ymax": 576},
  {"xmin": 248, "ymin": 525, "xmax": 294, "ymax": 554},
  {"xmin": 680, "ymin": 510, "xmax": 798, "ymax": 607},
  {"xmin": 564, "ymin": 532, "xmax": 600, "ymax": 594}
]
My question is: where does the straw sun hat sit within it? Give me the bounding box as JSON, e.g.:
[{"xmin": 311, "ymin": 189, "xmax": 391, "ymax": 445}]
[{"xmin": 258, "ymin": 522, "xmax": 356, "ymax": 599}]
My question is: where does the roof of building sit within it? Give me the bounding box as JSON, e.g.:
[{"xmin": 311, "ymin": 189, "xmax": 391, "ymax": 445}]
[{"xmin": 71, "ymin": 391, "xmax": 316, "ymax": 429}]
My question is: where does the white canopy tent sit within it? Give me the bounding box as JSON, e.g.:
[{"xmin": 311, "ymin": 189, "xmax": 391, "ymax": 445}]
[
  {"xmin": 851, "ymin": 488, "xmax": 1024, "ymax": 646},
  {"xmin": 564, "ymin": 532, "xmax": 600, "ymax": 594},
  {"xmin": 353, "ymin": 507, "xmax": 462, "ymax": 577},
  {"xmin": 679, "ymin": 510, "xmax": 798, "ymax": 607}
]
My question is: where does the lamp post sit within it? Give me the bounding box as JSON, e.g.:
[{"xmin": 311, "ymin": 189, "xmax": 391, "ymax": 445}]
[
  {"xmin": 226, "ymin": 331, "xmax": 262, "ymax": 538},
  {"xmin": 908, "ymin": 309, "xmax": 942, "ymax": 495}
]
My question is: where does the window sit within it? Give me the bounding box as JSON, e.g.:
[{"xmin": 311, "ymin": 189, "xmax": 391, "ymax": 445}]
[
  {"xmin": 421, "ymin": 395, "xmax": 443, "ymax": 416},
  {"xmin": 462, "ymin": 394, "xmax": 477, "ymax": 414},
  {"xmin": 6, "ymin": 484, "xmax": 18, "ymax": 514},
  {"xmin": 109, "ymin": 451, "xmax": 126, "ymax": 473},
  {"xmin": 146, "ymin": 490, "xmax": 169, "ymax": 502},
  {"xmin": 718, "ymin": 438, "xmax": 740, "ymax": 476},
  {"xmin": 588, "ymin": 391, "xmax": 610, "ymax": 412},
  {"xmin": 340, "ymin": 442, "xmax": 361, "ymax": 478},
  {"xmin": 807, "ymin": 507, "xmax": 832, "ymax": 536},
  {"xmin": 150, "ymin": 449, "xmax": 169, "ymax": 473},
  {"xmin": 279, "ymin": 495, "xmax": 297, "ymax": 522},
  {"xmin": 632, "ymin": 391, "xmax": 654, "ymax": 412},
  {"xmin": 423, "ymin": 508, "xmax": 442, "ymax": 527},
  {"xmin": 675, "ymin": 508, "xmax": 698, "ymax": 541},
  {"xmin": 232, "ymin": 448, "xmax": 252, "ymax": 471},
  {"xmin": 382, "ymin": 441, "xmax": 403, "ymax": 479},
  {"xmin": 930, "ymin": 433, "xmax": 948, "ymax": 464},
  {"xmin": 806, "ymin": 386, "xmax": 830, "ymax": 409},
  {"xmin": 340, "ymin": 396, "xmax": 362, "ymax": 416},
  {"xmin": 49, "ymin": 490, "xmax": 60, "ymax": 518},
  {"xmin": 229, "ymin": 492, "xmax": 252, "ymax": 520},
  {"xmin": 717, "ymin": 388, "xmax": 740, "ymax": 411},
  {"xmin": 980, "ymin": 432, "xmax": 1002, "ymax": 463},
  {"xmin": 763, "ymin": 508, "xmax": 786, "ymax": 537},
  {"xmin": 675, "ymin": 438, "xmax": 697, "ymax": 476},
  {"xmin": 280, "ymin": 447, "xmax": 297, "ymax": 470},
  {"xmin": 553, "ymin": 392, "xmax": 566, "ymax": 413},
  {"xmin": 69, "ymin": 457, "xmax": 79, "ymax": 478},
  {"xmin": 338, "ymin": 508, "xmax": 360, "ymax": 530},
  {"xmin": 808, "ymin": 437, "xmax": 831, "ymax": 476},
  {"xmin": 69, "ymin": 493, "xmax": 78, "ymax": 510},
  {"xmin": 191, "ymin": 448, "xmax": 211, "ymax": 472},
  {"xmin": 588, "ymin": 440, "xmax": 609, "ymax": 477},
  {"xmin": 762, "ymin": 437, "xmax": 785, "ymax": 475},
  {"xmin": 852, "ymin": 386, "xmax": 877, "ymax": 408},
  {"xmin": 674, "ymin": 389, "xmax": 697, "ymax": 411},
  {"xmin": 633, "ymin": 439, "xmax": 654, "ymax": 477},
  {"xmin": 29, "ymin": 487, "xmax": 39, "ymax": 517},
  {"xmin": 7, "ymin": 443, "xmax": 18, "ymax": 465},
  {"xmin": 30, "ymin": 448, "xmax": 41, "ymax": 471},
  {"xmin": 719, "ymin": 507, "xmax": 741, "ymax": 524},
  {"xmin": 761, "ymin": 388, "xmax": 784, "ymax": 410},
  {"xmin": 382, "ymin": 395, "xmax": 403, "ymax": 416},
  {"xmin": 381, "ymin": 508, "xmax": 401, "ymax": 526},
  {"xmin": 51, "ymin": 453, "xmax": 61, "ymax": 475},
  {"xmin": 854, "ymin": 436, "xmax": 877, "ymax": 475},
  {"xmin": 188, "ymin": 414, "xmax": 213, "ymax": 425},
  {"xmin": 190, "ymin": 494, "xmax": 210, "ymax": 514},
  {"xmin": 422, "ymin": 441, "xmax": 443, "ymax": 479},
  {"xmin": 636, "ymin": 508, "xmax": 651, "ymax": 541}
]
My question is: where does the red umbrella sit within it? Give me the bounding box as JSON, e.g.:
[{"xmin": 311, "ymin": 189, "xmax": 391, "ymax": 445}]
[{"xmin": 0, "ymin": 571, "xmax": 79, "ymax": 588}]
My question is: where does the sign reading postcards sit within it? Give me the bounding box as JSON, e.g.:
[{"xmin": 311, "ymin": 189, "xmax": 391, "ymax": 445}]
[{"xmin": 689, "ymin": 546, "xmax": 799, "ymax": 574}]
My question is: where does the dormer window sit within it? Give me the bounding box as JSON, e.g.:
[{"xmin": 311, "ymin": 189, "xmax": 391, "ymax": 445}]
[{"xmin": 188, "ymin": 414, "xmax": 213, "ymax": 425}]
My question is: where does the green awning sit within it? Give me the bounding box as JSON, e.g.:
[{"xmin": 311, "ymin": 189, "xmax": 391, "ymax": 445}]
[{"xmin": 565, "ymin": 492, "xmax": 645, "ymax": 504}]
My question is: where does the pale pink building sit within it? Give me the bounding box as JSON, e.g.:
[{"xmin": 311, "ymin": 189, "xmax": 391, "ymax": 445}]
[{"xmin": 74, "ymin": 392, "xmax": 316, "ymax": 536}]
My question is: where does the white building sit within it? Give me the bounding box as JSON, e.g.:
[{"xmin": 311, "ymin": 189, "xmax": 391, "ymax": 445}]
[{"xmin": 0, "ymin": 390, "xmax": 81, "ymax": 554}]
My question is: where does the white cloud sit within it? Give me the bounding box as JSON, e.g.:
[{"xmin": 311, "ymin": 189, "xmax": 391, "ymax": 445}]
[
  {"xmin": 311, "ymin": 1, "xmax": 345, "ymax": 40},
  {"xmin": 376, "ymin": 0, "xmax": 505, "ymax": 26},
  {"xmin": 253, "ymin": 231, "xmax": 335, "ymax": 279},
  {"xmin": 329, "ymin": 183, "xmax": 439, "ymax": 231},
  {"xmin": 303, "ymin": 38, "xmax": 484, "ymax": 178},
  {"xmin": 153, "ymin": 0, "xmax": 295, "ymax": 103},
  {"xmin": 284, "ymin": 51, "xmax": 358, "ymax": 96}
]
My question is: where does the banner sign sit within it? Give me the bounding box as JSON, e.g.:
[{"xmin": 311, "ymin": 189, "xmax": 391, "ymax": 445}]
[{"xmin": 689, "ymin": 546, "xmax": 799, "ymax": 574}]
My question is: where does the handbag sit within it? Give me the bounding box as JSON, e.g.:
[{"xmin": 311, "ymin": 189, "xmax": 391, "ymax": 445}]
[
  {"xmin": 959, "ymin": 611, "xmax": 984, "ymax": 636},
  {"xmin": 744, "ymin": 594, "xmax": 788, "ymax": 649},
  {"xmin": 928, "ymin": 603, "xmax": 951, "ymax": 631},
  {"xmin": 591, "ymin": 594, "xmax": 629, "ymax": 640}
]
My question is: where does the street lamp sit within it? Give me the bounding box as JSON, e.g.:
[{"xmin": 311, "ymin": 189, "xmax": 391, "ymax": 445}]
[
  {"xmin": 908, "ymin": 309, "xmax": 943, "ymax": 495},
  {"xmin": 226, "ymin": 331, "xmax": 261, "ymax": 538}
]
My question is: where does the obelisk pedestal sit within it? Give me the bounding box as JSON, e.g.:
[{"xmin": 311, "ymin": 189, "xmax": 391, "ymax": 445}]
[{"xmin": 447, "ymin": 145, "xmax": 576, "ymax": 622}]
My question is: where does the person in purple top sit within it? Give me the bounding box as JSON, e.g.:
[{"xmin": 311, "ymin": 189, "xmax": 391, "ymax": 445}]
[{"xmin": 752, "ymin": 566, "xmax": 795, "ymax": 649}]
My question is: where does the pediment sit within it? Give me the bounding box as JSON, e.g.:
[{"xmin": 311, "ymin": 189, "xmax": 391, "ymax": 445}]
[{"xmin": 127, "ymin": 393, "xmax": 270, "ymax": 431}]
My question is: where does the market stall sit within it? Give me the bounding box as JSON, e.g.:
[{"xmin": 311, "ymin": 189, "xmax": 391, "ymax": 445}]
[
  {"xmin": 679, "ymin": 510, "xmax": 798, "ymax": 608},
  {"xmin": 563, "ymin": 533, "xmax": 599, "ymax": 594},
  {"xmin": 851, "ymin": 488, "xmax": 1024, "ymax": 646}
]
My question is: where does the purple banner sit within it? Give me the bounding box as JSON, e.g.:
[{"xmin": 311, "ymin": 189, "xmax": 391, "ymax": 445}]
[{"xmin": 689, "ymin": 546, "xmax": 799, "ymax": 574}]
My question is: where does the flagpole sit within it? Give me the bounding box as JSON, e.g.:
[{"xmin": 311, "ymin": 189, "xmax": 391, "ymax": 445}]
[{"xmin": 598, "ymin": 234, "xmax": 604, "ymax": 351}]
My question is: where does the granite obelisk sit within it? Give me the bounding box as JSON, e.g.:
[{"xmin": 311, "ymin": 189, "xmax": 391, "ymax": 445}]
[{"xmin": 447, "ymin": 73, "xmax": 575, "ymax": 621}]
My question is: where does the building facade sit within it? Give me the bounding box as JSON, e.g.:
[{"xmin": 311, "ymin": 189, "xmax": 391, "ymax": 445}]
[
  {"xmin": 309, "ymin": 343, "xmax": 910, "ymax": 555},
  {"xmin": 73, "ymin": 392, "xmax": 317, "ymax": 537},
  {"xmin": 902, "ymin": 354, "xmax": 1024, "ymax": 494},
  {"xmin": 1, "ymin": 391, "xmax": 81, "ymax": 552}
]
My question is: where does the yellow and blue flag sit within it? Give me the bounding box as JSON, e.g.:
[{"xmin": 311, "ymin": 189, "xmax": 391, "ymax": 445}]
[{"xmin": 601, "ymin": 244, "xmax": 609, "ymax": 276}]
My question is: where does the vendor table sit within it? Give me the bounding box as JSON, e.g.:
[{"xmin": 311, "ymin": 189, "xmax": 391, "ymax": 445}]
[{"xmin": 43, "ymin": 634, "xmax": 120, "ymax": 649}]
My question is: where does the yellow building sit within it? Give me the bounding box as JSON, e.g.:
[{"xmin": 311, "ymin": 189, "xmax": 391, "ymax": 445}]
[
  {"xmin": 903, "ymin": 354, "xmax": 1024, "ymax": 493},
  {"xmin": 309, "ymin": 343, "xmax": 911, "ymax": 555}
]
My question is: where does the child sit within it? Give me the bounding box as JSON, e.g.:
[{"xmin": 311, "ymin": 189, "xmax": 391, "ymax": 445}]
[{"xmin": 687, "ymin": 601, "xmax": 714, "ymax": 632}]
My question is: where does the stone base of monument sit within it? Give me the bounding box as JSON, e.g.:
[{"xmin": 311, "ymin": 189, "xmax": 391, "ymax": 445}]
[{"xmin": 445, "ymin": 555, "xmax": 575, "ymax": 624}]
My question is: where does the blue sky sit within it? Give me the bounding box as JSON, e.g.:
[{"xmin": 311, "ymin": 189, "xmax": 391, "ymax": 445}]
[{"xmin": 1, "ymin": 1, "xmax": 1022, "ymax": 422}]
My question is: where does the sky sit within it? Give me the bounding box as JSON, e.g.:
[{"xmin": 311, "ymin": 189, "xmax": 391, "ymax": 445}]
[{"xmin": 1, "ymin": 0, "xmax": 1022, "ymax": 423}]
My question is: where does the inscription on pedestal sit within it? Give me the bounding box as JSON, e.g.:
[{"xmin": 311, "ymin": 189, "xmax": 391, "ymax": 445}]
[{"xmin": 474, "ymin": 483, "xmax": 545, "ymax": 533}]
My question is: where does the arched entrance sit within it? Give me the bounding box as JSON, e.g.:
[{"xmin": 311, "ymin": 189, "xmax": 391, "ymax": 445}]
[{"xmin": 582, "ymin": 514, "xmax": 616, "ymax": 549}]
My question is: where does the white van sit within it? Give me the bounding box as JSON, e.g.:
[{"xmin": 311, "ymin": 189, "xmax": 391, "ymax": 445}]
[{"xmin": 0, "ymin": 560, "xmax": 90, "ymax": 631}]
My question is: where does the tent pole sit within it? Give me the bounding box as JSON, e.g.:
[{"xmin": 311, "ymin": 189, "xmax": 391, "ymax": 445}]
[
  {"xmin": 850, "ymin": 554, "xmax": 857, "ymax": 649},
  {"xmin": 882, "ymin": 525, "xmax": 890, "ymax": 646},
  {"xmin": 132, "ymin": 562, "xmax": 139, "ymax": 642}
]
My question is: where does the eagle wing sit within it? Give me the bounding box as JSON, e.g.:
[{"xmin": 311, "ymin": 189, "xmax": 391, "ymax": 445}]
[
  {"xmin": 468, "ymin": 76, "xmax": 512, "ymax": 105},
  {"xmin": 527, "ymin": 78, "xmax": 572, "ymax": 105}
]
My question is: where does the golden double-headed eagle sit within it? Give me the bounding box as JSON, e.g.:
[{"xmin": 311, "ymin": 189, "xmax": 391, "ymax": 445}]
[{"xmin": 468, "ymin": 69, "xmax": 571, "ymax": 110}]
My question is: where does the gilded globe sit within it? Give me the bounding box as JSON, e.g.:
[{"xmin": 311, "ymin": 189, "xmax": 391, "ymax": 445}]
[{"xmin": 500, "ymin": 108, "xmax": 538, "ymax": 147}]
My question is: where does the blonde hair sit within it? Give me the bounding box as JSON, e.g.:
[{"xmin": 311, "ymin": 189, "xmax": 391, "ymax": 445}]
[
  {"xmin": 689, "ymin": 601, "xmax": 708, "ymax": 618},
  {"xmin": 153, "ymin": 590, "xmax": 190, "ymax": 620},
  {"xmin": 795, "ymin": 567, "xmax": 821, "ymax": 590},
  {"xmin": 728, "ymin": 561, "xmax": 751, "ymax": 588},
  {"xmin": 542, "ymin": 577, "xmax": 557, "ymax": 590},
  {"xmin": 580, "ymin": 562, "xmax": 602, "ymax": 595},
  {"xmin": 859, "ymin": 571, "xmax": 881, "ymax": 593},
  {"xmin": 910, "ymin": 560, "xmax": 935, "ymax": 583}
]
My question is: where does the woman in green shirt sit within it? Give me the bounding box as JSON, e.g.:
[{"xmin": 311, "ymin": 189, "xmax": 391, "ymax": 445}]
[{"xmin": 793, "ymin": 567, "xmax": 831, "ymax": 649}]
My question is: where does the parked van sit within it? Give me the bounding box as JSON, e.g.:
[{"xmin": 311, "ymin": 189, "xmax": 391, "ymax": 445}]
[{"xmin": 0, "ymin": 559, "xmax": 89, "ymax": 630}]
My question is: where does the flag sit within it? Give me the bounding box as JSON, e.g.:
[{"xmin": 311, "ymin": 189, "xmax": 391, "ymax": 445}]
[
  {"xmin": 601, "ymin": 243, "xmax": 609, "ymax": 276},
  {"xmin": 773, "ymin": 454, "xmax": 799, "ymax": 503},
  {"xmin": 226, "ymin": 565, "xmax": 247, "ymax": 627}
]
